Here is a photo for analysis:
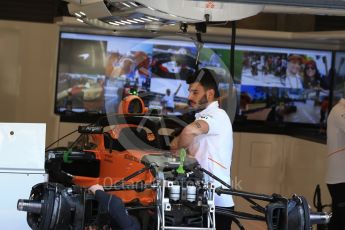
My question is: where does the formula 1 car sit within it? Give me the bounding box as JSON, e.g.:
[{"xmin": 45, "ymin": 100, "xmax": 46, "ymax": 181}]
[{"xmin": 18, "ymin": 96, "xmax": 330, "ymax": 230}]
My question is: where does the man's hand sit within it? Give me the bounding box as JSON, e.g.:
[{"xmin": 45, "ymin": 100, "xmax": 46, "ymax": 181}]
[
  {"xmin": 170, "ymin": 136, "xmax": 180, "ymax": 157},
  {"xmin": 89, "ymin": 184, "xmax": 104, "ymax": 195}
]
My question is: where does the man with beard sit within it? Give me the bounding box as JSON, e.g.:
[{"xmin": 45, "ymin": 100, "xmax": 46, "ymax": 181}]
[{"xmin": 170, "ymin": 68, "xmax": 234, "ymax": 230}]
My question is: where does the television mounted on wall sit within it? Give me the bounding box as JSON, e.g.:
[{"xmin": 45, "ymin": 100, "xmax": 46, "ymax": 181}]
[{"xmin": 55, "ymin": 32, "xmax": 333, "ymax": 140}]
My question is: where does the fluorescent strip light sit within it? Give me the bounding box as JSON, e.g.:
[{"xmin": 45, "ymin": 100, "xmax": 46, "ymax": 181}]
[
  {"xmin": 127, "ymin": 19, "xmax": 138, "ymax": 23},
  {"xmin": 147, "ymin": 6, "xmax": 155, "ymax": 10},
  {"xmin": 109, "ymin": 22, "xmax": 119, "ymax": 26},
  {"xmin": 79, "ymin": 11, "xmax": 86, "ymax": 16},
  {"xmin": 133, "ymin": 18, "xmax": 145, "ymax": 23},
  {"xmin": 140, "ymin": 17, "xmax": 152, "ymax": 21},
  {"xmin": 129, "ymin": 2, "xmax": 138, "ymax": 7},
  {"xmin": 122, "ymin": 2, "xmax": 131, "ymax": 8},
  {"xmin": 76, "ymin": 18, "xmax": 84, "ymax": 23},
  {"xmin": 74, "ymin": 12, "xmax": 81, "ymax": 17},
  {"xmin": 146, "ymin": 16, "xmax": 159, "ymax": 21},
  {"xmin": 114, "ymin": 21, "xmax": 126, "ymax": 25}
]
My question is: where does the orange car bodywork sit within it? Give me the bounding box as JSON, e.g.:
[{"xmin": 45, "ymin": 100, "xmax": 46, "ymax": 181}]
[{"xmin": 72, "ymin": 126, "xmax": 157, "ymax": 206}]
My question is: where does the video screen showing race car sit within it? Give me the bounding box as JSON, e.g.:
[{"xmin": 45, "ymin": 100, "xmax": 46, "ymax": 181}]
[
  {"xmin": 56, "ymin": 36, "xmax": 108, "ymax": 113},
  {"xmin": 55, "ymin": 32, "xmax": 333, "ymax": 126},
  {"xmin": 56, "ymin": 33, "xmax": 196, "ymax": 116},
  {"xmin": 149, "ymin": 41, "xmax": 198, "ymax": 114}
]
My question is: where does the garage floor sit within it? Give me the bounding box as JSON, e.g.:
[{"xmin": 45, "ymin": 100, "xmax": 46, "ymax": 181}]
[{"xmin": 233, "ymin": 220, "xmax": 267, "ymax": 230}]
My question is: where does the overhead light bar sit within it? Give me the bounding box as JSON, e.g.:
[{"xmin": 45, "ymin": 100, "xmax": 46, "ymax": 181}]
[
  {"xmin": 121, "ymin": 2, "xmax": 131, "ymax": 8},
  {"xmin": 147, "ymin": 6, "xmax": 155, "ymax": 11},
  {"xmin": 79, "ymin": 11, "xmax": 86, "ymax": 16},
  {"xmin": 140, "ymin": 17, "xmax": 152, "ymax": 21},
  {"xmin": 146, "ymin": 16, "xmax": 159, "ymax": 21},
  {"xmin": 115, "ymin": 21, "xmax": 126, "ymax": 25},
  {"xmin": 133, "ymin": 18, "xmax": 145, "ymax": 23},
  {"xmin": 76, "ymin": 18, "xmax": 84, "ymax": 23},
  {"xmin": 109, "ymin": 22, "xmax": 119, "ymax": 26},
  {"xmin": 126, "ymin": 19, "xmax": 139, "ymax": 23},
  {"xmin": 74, "ymin": 12, "xmax": 81, "ymax": 17},
  {"xmin": 129, "ymin": 2, "xmax": 138, "ymax": 7}
]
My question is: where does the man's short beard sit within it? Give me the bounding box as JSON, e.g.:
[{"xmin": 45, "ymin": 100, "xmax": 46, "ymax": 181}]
[
  {"xmin": 198, "ymin": 95, "xmax": 208, "ymax": 108},
  {"xmin": 188, "ymin": 95, "xmax": 209, "ymax": 113}
]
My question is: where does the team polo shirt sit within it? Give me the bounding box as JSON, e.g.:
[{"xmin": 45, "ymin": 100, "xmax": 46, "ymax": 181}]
[
  {"xmin": 326, "ymin": 98, "xmax": 345, "ymax": 184},
  {"xmin": 188, "ymin": 101, "xmax": 234, "ymax": 207}
]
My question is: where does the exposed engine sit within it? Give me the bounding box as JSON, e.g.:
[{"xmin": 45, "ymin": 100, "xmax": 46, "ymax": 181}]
[
  {"xmin": 16, "ymin": 113, "xmax": 331, "ymax": 230},
  {"xmin": 18, "ymin": 156, "xmax": 330, "ymax": 230},
  {"xmin": 18, "ymin": 157, "xmax": 217, "ymax": 229}
]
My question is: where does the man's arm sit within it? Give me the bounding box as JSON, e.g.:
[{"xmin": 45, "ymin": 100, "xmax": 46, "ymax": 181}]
[
  {"xmin": 174, "ymin": 83, "xmax": 182, "ymax": 96},
  {"xmin": 171, "ymin": 120, "xmax": 209, "ymax": 154}
]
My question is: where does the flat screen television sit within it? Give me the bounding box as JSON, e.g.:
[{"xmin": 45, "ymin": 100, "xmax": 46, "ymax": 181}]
[
  {"xmin": 237, "ymin": 45, "xmax": 332, "ymax": 125},
  {"xmin": 56, "ymin": 33, "xmax": 233, "ymax": 119},
  {"xmin": 333, "ymin": 51, "xmax": 345, "ymax": 100},
  {"xmin": 55, "ymin": 32, "xmax": 333, "ymax": 138},
  {"xmin": 199, "ymin": 42, "xmax": 332, "ymax": 131}
]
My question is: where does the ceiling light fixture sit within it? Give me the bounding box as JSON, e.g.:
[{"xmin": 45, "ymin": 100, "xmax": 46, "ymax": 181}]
[
  {"xmin": 133, "ymin": 18, "xmax": 145, "ymax": 23},
  {"xmin": 114, "ymin": 21, "xmax": 126, "ymax": 25},
  {"xmin": 146, "ymin": 16, "xmax": 159, "ymax": 21},
  {"xmin": 140, "ymin": 17, "xmax": 152, "ymax": 21},
  {"xmin": 109, "ymin": 22, "xmax": 119, "ymax": 26},
  {"xmin": 129, "ymin": 2, "xmax": 138, "ymax": 7},
  {"xmin": 121, "ymin": 2, "xmax": 131, "ymax": 8},
  {"xmin": 127, "ymin": 19, "xmax": 138, "ymax": 23}
]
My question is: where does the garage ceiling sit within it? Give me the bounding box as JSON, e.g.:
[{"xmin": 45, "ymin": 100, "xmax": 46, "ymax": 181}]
[
  {"xmin": 195, "ymin": 0, "xmax": 345, "ymax": 9},
  {"xmin": 0, "ymin": 0, "xmax": 344, "ymax": 31},
  {"xmin": 0, "ymin": 0, "xmax": 69, "ymax": 23}
]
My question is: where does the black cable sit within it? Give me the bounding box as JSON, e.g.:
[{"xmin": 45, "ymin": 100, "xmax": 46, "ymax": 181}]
[
  {"xmin": 215, "ymin": 207, "xmax": 266, "ymax": 221},
  {"xmin": 45, "ymin": 129, "xmax": 78, "ymax": 151},
  {"xmin": 112, "ymin": 163, "xmax": 156, "ymax": 186},
  {"xmin": 196, "ymin": 165, "xmax": 231, "ymax": 189},
  {"xmin": 45, "ymin": 113, "xmax": 111, "ymax": 151},
  {"xmin": 232, "ymin": 217, "xmax": 245, "ymax": 230},
  {"xmin": 216, "ymin": 188, "xmax": 275, "ymax": 203},
  {"xmin": 243, "ymin": 197, "xmax": 266, "ymax": 213},
  {"xmin": 67, "ymin": 133, "xmax": 85, "ymax": 149},
  {"xmin": 195, "ymin": 166, "xmax": 276, "ymax": 202}
]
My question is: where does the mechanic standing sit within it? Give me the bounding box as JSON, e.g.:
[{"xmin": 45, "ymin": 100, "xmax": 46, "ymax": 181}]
[
  {"xmin": 171, "ymin": 68, "xmax": 234, "ymax": 230},
  {"xmin": 325, "ymin": 97, "xmax": 345, "ymax": 230}
]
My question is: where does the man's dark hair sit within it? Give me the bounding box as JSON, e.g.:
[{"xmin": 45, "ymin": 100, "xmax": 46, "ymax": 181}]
[{"xmin": 186, "ymin": 68, "xmax": 220, "ymax": 98}]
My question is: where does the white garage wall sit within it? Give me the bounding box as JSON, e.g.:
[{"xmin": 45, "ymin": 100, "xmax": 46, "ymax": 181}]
[
  {"xmin": 232, "ymin": 132, "xmax": 331, "ymax": 215},
  {"xmin": 0, "ymin": 20, "xmax": 60, "ymax": 146}
]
